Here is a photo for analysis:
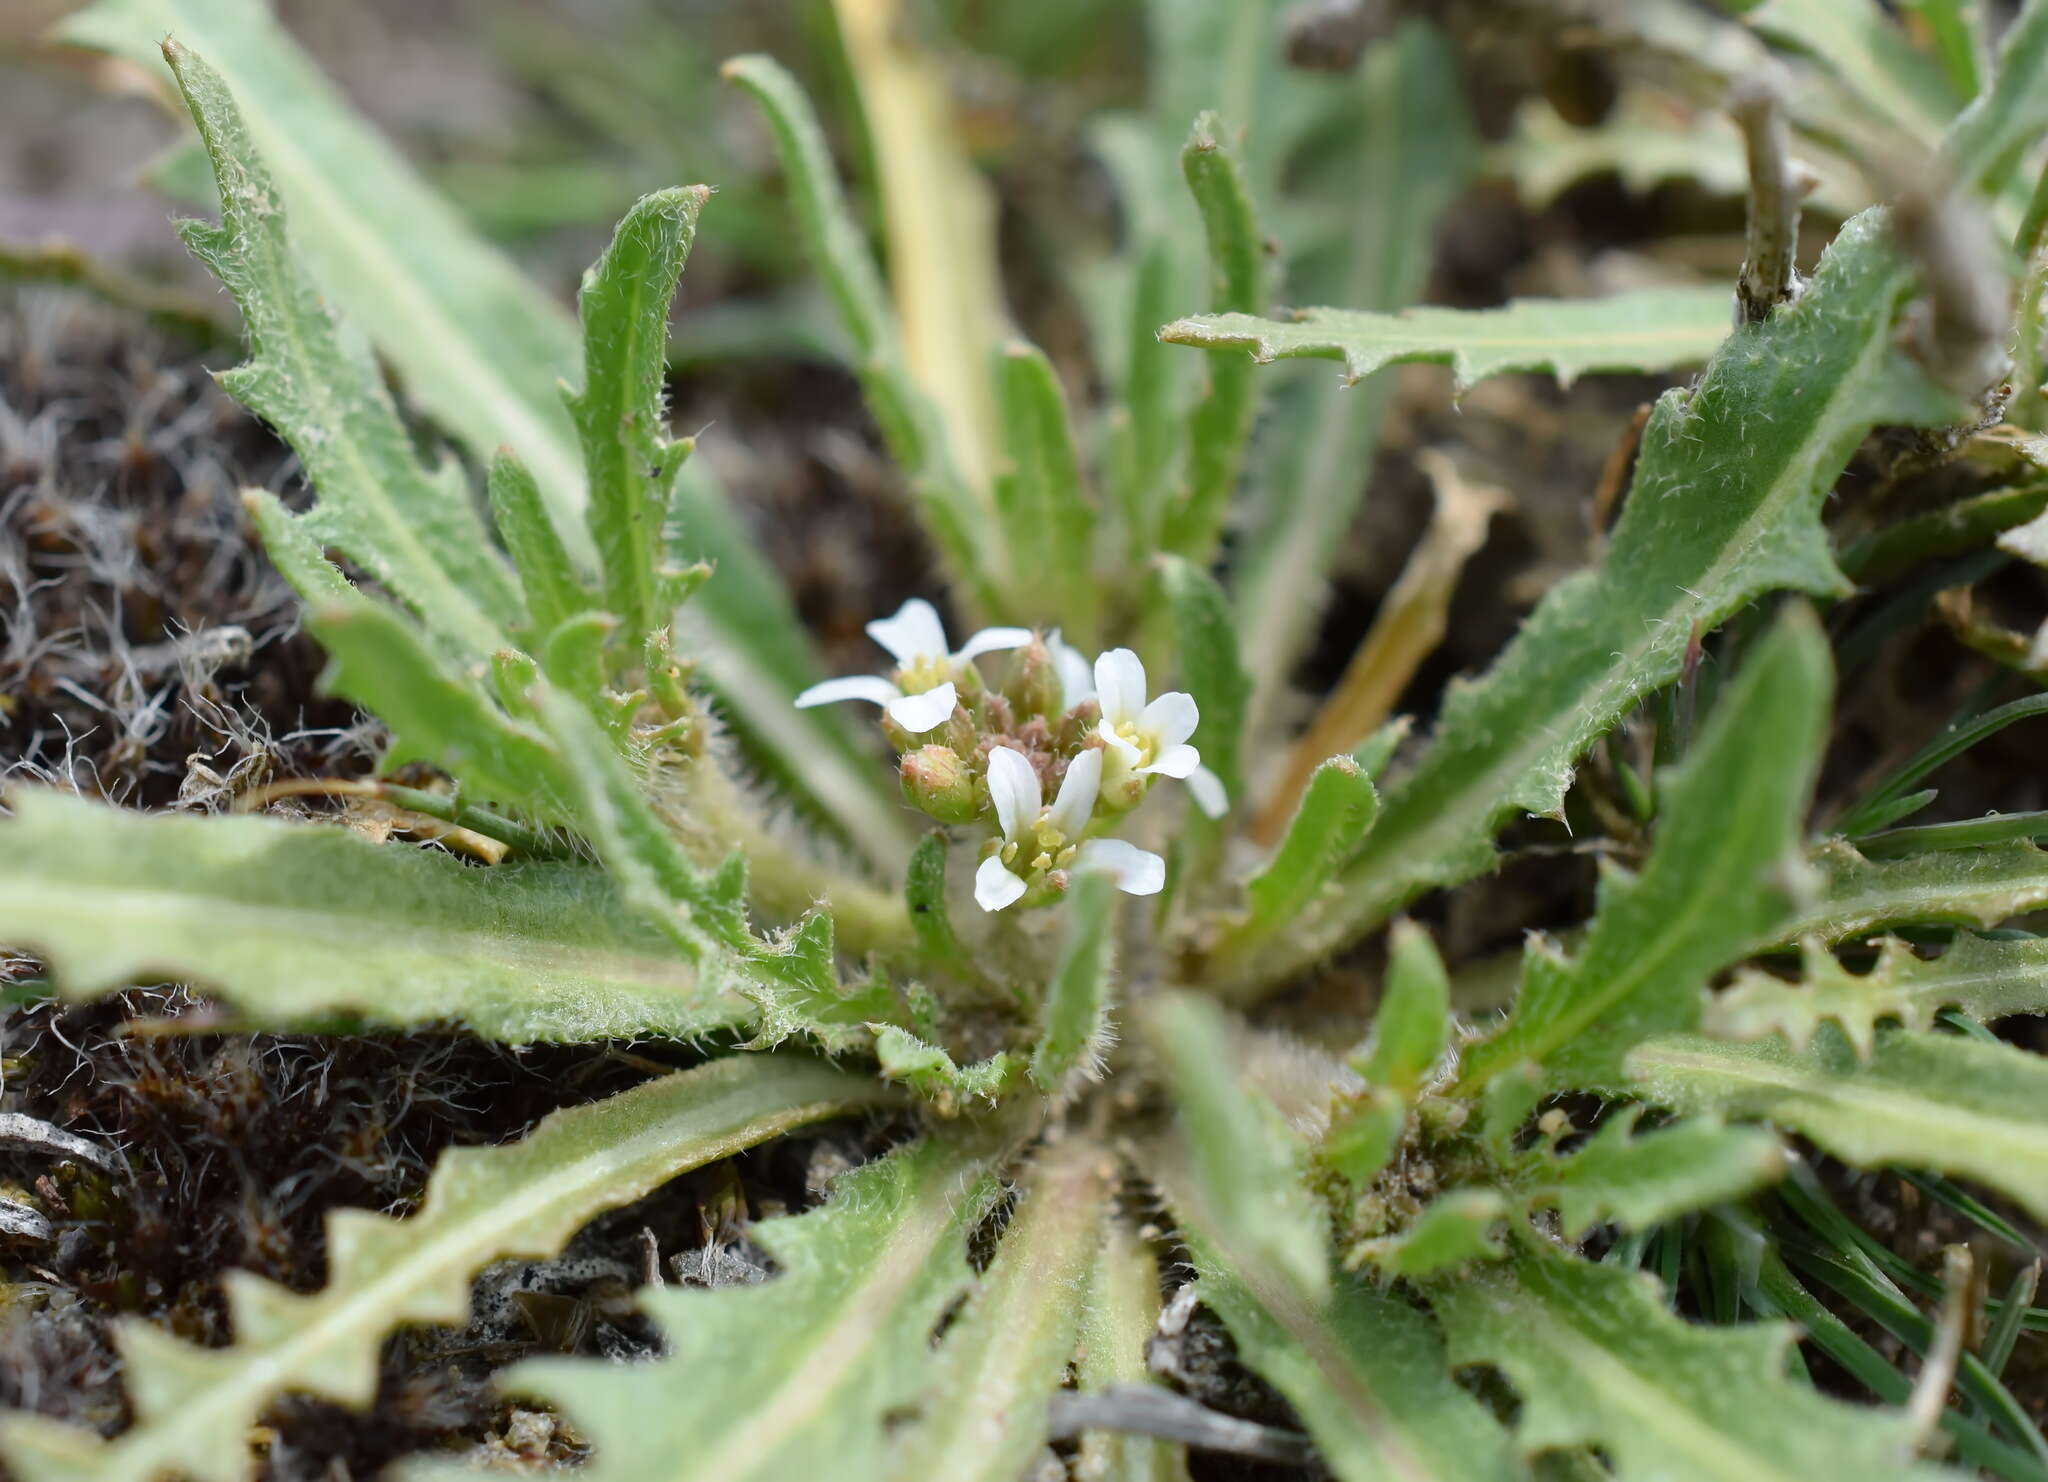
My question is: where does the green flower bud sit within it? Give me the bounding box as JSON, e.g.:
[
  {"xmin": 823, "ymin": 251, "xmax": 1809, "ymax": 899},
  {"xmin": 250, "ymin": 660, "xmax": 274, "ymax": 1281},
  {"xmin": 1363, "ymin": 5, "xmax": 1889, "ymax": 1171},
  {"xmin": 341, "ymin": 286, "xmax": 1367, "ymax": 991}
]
[
  {"xmin": 1004, "ymin": 635, "xmax": 1062, "ymax": 722},
  {"xmin": 900, "ymin": 745, "xmax": 980, "ymax": 823}
]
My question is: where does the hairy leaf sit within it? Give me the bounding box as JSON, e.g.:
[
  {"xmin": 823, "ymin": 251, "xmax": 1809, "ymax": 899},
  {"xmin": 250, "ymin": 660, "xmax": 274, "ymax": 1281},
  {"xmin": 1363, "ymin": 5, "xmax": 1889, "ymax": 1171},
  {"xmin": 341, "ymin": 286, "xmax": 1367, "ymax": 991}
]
[
  {"xmin": 1458, "ymin": 608, "xmax": 1832, "ymax": 1092},
  {"xmin": 871, "ymin": 1026, "xmax": 1017, "ymax": 1112},
  {"xmin": 1627, "ymin": 1026, "xmax": 2048, "ymax": 1221},
  {"xmin": 1356, "ymin": 918, "xmax": 1450, "ymax": 1099},
  {"xmin": 1163, "ymin": 284, "xmax": 1732, "ymax": 391},
  {"xmin": 487, "ymin": 450, "xmax": 592, "ymax": 640},
  {"xmin": 1158, "ymin": 555, "xmax": 1250, "ymax": 804},
  {"xmin": 1213, "ymin": 757, "xmax": 1377, "ymax": 971},
  {"xmin": 160, "ymin": 39, "xmax": 519, "ymax": 655},
  {"xmin": 895, "ymin": 1137, "xmax": 1111, "ymax": 1482},
  {"xmin": 504, "ymin": 1133, "xmax": 998, "ymax": 1482},
  {"xmin": 569, "ymin": 185, "xmax": 705, "ymax": 641},
  {"xmin": 995, "ymin": 341, "xmax": 1100, "ymax": 639},
  {"xmin": 1505, "ymin": 1110, "xmax": 1783, "ymax": 1240},
  {"xmin": 1031, "ymin": 872, "xmax": 1117, "ymax": 1097},
  {"xmin": 1776, "ymin": 839, "xmax": 2048, "ymax": 943},
  {"xmin": 1076, "ymin": 1221, "xmax": 1189, "ymax": 1482},
  {"xmin": 1437, "ymin": 1242, "xmax": 1958, "ymax": 1482},
  {"xmin": 1708, "ymin": 933, "xmax": 2048, "ymax": 1055},
  {"xmin": 1146, "ymin": 994, "xmax": 1329, "ymax": 1304},
  {"xmin": 0, "ymin": 1057, "xmax": 893, "ymax": 1482},
  {"xmin": 0, "ymin": 792, "xmax": 744, "ymax": 1042},
  {"xmin": 1251, "ymin": 210, "xmax": 1956, "ymax": 987},
  {"xmin": 1192, "ymin": 1252, "xmax": 1522, "ymax": 1482}
]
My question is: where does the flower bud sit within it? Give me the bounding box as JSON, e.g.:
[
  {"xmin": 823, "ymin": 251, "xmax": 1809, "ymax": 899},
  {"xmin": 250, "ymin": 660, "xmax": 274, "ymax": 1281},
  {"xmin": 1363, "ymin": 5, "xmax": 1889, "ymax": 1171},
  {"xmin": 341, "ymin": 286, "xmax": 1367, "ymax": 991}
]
[
  {"xmin": 1004, "ymin": 635, "xmax": 1062, "ymax": 723},
  {"xmin": 900, "ymin": 745, "xmax": 980, "ymax": 823}
]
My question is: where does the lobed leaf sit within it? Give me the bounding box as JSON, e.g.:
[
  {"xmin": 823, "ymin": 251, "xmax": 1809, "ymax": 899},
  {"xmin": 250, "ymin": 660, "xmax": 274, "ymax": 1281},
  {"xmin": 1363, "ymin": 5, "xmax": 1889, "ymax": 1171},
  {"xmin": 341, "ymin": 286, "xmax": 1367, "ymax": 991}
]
[
  {"xmin": 0, "ymin": 1056, "xmax": 893, "ymax": 1482},
  {"xmin": 1708, "ymin": 933, "xmax": 2048, "ymax": 1056},
  {"xmin": 0, "ymin": 792, "xmax": 744, "ymax": 1042},
  {"xmin": 1437, "ymin": 1242, "xmax": 1959, "ymax": 1482},
  {"xmin": 1505, "ymin": 1111, "xmax": 1783, "ymax": 1241},
  {"xmin": 1627, "ymin": 1026, "xmax": 2048, "ymax": 1222},
  {"xmin": 1248, "ymin": 210, "xmax": 1958, "ymax": 989},
  {"xmin": 502, "ymin": 1132, "xmax": 999, "ymax": 1482},
  {"xmin": 1457, "ymin": 608, "xmax": 1833, "ymax": 1092},
  {"xmin": 1163, "ymin": 284, "xmax": 1733, "ymax": 392},
  {"xmin": 568, "ymin": 185, "xmax": 706, "ymax": 642},
  {"xmin": 1776, "ymin": 839, "xmax": 2048, "ymax": 943}
]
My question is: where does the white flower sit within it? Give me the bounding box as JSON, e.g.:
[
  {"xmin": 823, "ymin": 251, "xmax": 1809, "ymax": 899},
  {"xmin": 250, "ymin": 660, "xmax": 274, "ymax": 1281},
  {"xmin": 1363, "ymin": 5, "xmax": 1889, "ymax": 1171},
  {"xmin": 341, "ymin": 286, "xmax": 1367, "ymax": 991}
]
[
  {"xmin": 793, "ymin": 597, "xmax": 1032, "ymax": 734},
  {"xmin": 1093, "ymin": 648, "xmax": 1202, "ymax": 804},
  {"xmin": 973, "ymin": 746, "xmax": 1166, "ymax": 911},
  {"xmin": 1046, "ymin": 629, "xmax": 1095, "ymax": 710},
  {"xmin": 1186, "ymin": 765, "xmax": 1229, "ymax": 819}
]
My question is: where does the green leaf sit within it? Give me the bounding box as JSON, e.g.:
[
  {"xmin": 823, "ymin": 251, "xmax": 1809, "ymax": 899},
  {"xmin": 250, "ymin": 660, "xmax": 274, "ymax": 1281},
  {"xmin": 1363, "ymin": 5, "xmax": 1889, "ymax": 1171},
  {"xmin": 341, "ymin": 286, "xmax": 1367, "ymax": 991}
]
[
  {"xmin": 568, "ymin": 186, "xmax": 706, "ymax": 642},
  {"xmin": 58, "ymin": 0, "xmax": 588, "ymax": 522},
  {"xmin": 904, "ymin": 834, "xmax": 976, "ymax": 980},
  {"xmin": 1459, "ymin": 608, "xmax": 1833, "ymax": 1093},
  {"xmin": 1506, "ymin": 1111, "xmax": 1784, "ymax": 1240},
  {"xmin": 1709, "ymin": 933, "xmax": 2048, "ymax": 1055},
  {"xmin": 1216, "ymin": 757, "xmax": 1377, "ymax": 967},
  {"xmin": 994, "ymin": 341, "xmax": 1100, "ymax": 640},
  {"xmin": 0, "ymin": 1056, "xmax": 894, "ymax": 1482},
  {"xmin": 487, "ymin": 449, "xmax": 592, "ymax": 641},
  {"xmin": 1191, "ymin": 1253, "xmax": 1523, "ymax": 1482},
  {"xmin": 1163, "ymin": 284, "xmax": 1733, "ymax": 391},
  {"xmin": 1075, "ymin": 1221, "xmax": 1189, "ymax": 1482},
  {"xmin": 1946, "ymin": 0, "xmax": 2048, "ymax": 191},
  {"xmin": 1628, "ymin": 1026, "xmax": 2048, "ymax": 1222},
  {"xmin": 719, "ymin": 54, "xmax": 996, "ymax": 616},
  {"xmin": 870, "ymin": 1025, "xmax": 1017, "ymax": 1112},
  {"xmin": 1157, "ymin": 554, "xmax": 1250, "ymax": 803},
  {"xmin": 1030, "ymin": 872, "xmax": 1117, "ymax": 1097},
  {"xmin": 1357, "ymin": 918, "xmax": 1450, "ymax": 1098},
  {"xmin": 159, "ymin": 38, "xmax": 519, "ymax": 656},
  {"xmin": 1776, "ymin": 839, "xmax": 2048, "ymax": 943},
  {"xmin": 1357, "ymin": 1190, "xmax": 1509, "ymax": 1278},
  {"xmin": 895, "ymin": 1137, "xmax": 1111, "ymax": 1482},
  {"xmin": 1436, "ymin": 1242, "xmax": 1959, "ymax": 1482},
  {"xmin": 1256, "ymin": 210, "xmax": 1957, "ymax": 988},
  {"xmin": 308, "ymin": 599, "xmax": 570, "ymax": 819},
  {"xmin": 0, "ymin": 791, "xmax": 747, "ymax": 1042},
  {"xmin": 1748, "ymin": 0, "xmax": 1962, "ymax": 149},
  {"xmin": 502, "ymin": 1132, "xmax": 999, "ymax": 1482},
  {"xmin": 1163, "ymin": 112, "xmax": 1265, "ymax": 564},
  {"xmin": 1145, "ymin": 994, "xmax": 1329, "ymax": 1304}
]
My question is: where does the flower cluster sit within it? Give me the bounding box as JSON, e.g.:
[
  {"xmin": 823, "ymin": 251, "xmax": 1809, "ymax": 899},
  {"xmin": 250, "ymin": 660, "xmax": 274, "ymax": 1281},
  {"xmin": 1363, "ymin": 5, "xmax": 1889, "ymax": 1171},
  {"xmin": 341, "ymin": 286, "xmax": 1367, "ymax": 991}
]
[{"xmin": 796, "ymin": 598, "xmax": 1225, "ymax": 912}]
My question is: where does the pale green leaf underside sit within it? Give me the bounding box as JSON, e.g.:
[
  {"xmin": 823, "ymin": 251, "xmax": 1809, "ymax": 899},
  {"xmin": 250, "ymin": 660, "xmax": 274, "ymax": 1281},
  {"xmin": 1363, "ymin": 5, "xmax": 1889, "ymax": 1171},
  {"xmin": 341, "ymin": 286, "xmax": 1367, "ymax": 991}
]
[
  {"xmin": 1161, "ymin": 284, "xmax": 1732, "ymax": 390},
  {"xmin": 0, "ymin": 792, "xmax": 746, "ymax": 1042},
  {"xmin": 1438, "ymin": 1244, "xmax": 1958, "ymax": 1482},
  {"xmin": 0, "ymin": 1057, "xmax": 894, "ymax": 1482},
  {"xmin": 1707, "ymin": 932, "xmax": 2048, "ymax": 1056},
  {"xmin": 1628, "ymin": 1026, "xmax": 2048, "ymax": 1221},
  {"xmin": 505, "ymin": 1133, "xmax": 998, "ymax": 1482}
]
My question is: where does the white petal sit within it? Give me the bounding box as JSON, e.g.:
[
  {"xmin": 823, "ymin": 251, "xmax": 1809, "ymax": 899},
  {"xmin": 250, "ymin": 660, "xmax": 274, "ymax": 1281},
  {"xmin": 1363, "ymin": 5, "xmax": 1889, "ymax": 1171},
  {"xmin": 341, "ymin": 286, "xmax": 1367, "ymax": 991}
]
[
  {"xmin": 1076, "ymin": 837, "xmax": 1166, "ymax": 896},
  {"xmin": 884, "ymin": 681, "xmax": 958, "ymax": 734},
  {"xmin": 953, "ymin": 626, "xmax": 1035, "ymax": 663},
  {"xmin": 867, "ymin": 597, "xmax": 949, "ymax": 666},
  {"xmin": 974, "ymin": 854, "xmax": 1029, "ymax": 911},
  {"xmin": 1048, "ymin": 748, "xmax": 1102, "ymax": 836},
  {"xmin": 986, "ymin": 746, "xmax": 1041, "ymax": 841},
  {"xmin": 794, "ymin": 674, "xmax": 902, "ymax": 709},
  {"xmin": 1140, "ymin": 742, "xmax": 1201, "ymax": 780},
  {"xmin": 1094, "ymin": 648, "xmax": 1147, "ymax": 726},
  {"xmin": 1048, "ymin": 630, "xmax": 1094, "ymax": 707},
  {"xmin": 1186, "ymin": 765, "xmax": 1229, "ymax": 818},
  {"xmin": 1140, "ymin": 690, "xmax": 1200, "ymax": 751}
]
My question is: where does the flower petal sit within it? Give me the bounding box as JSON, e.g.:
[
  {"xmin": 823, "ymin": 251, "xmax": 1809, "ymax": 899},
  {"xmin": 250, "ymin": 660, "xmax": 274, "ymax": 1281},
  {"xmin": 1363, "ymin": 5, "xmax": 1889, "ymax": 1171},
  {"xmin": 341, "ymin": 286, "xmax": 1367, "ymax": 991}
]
[
  {"xmin": 794, "ymin": 674, "xmax": 902, "ymax": 709},
  {"xmin": 1096, "ymin": 720, "xmax": 1143, "ymax": 765},
  {"xmin": 1047, "ymin": 630, "xmax": 1095, "ymax": 708},
  {"xmin": 953, "ymin": 626, "xmax": 1035, "ymax": 663},
  {"xmin": 1186, "ymin": 765, "xmax": 1229, "ymax": 819},
  {"xmin": 1094, "ymin": 648, "xmax": 1147, "ymax": 726},
  {"xmin": 884, "ymin": 681, "xmax": 958, "ymax": 734},
  {"xmin": 974, "ymin": 855, "xmax": 1029, "ymax": 912},
  {"xmin": 1139, "ymin": 690, "xmax": 1199, "ymax": 751},
  {"xmin": 867, "ymin": 597, "xmax": 949, "ymax": 666},
  {"xmin": 1048, "ymin": 748, "xmax": 1102, "ymax": 837},
  {"xmin": 986, "ymin": 746, "xmax": 1042, "ymax": 841},
  {"xmin": 1075, "ymin": 837, "xmax": 1166, "ymax": 896},
  {"xmin": 1139, "ymin": 742, "xmax": 1201, "ymax": 780}
]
